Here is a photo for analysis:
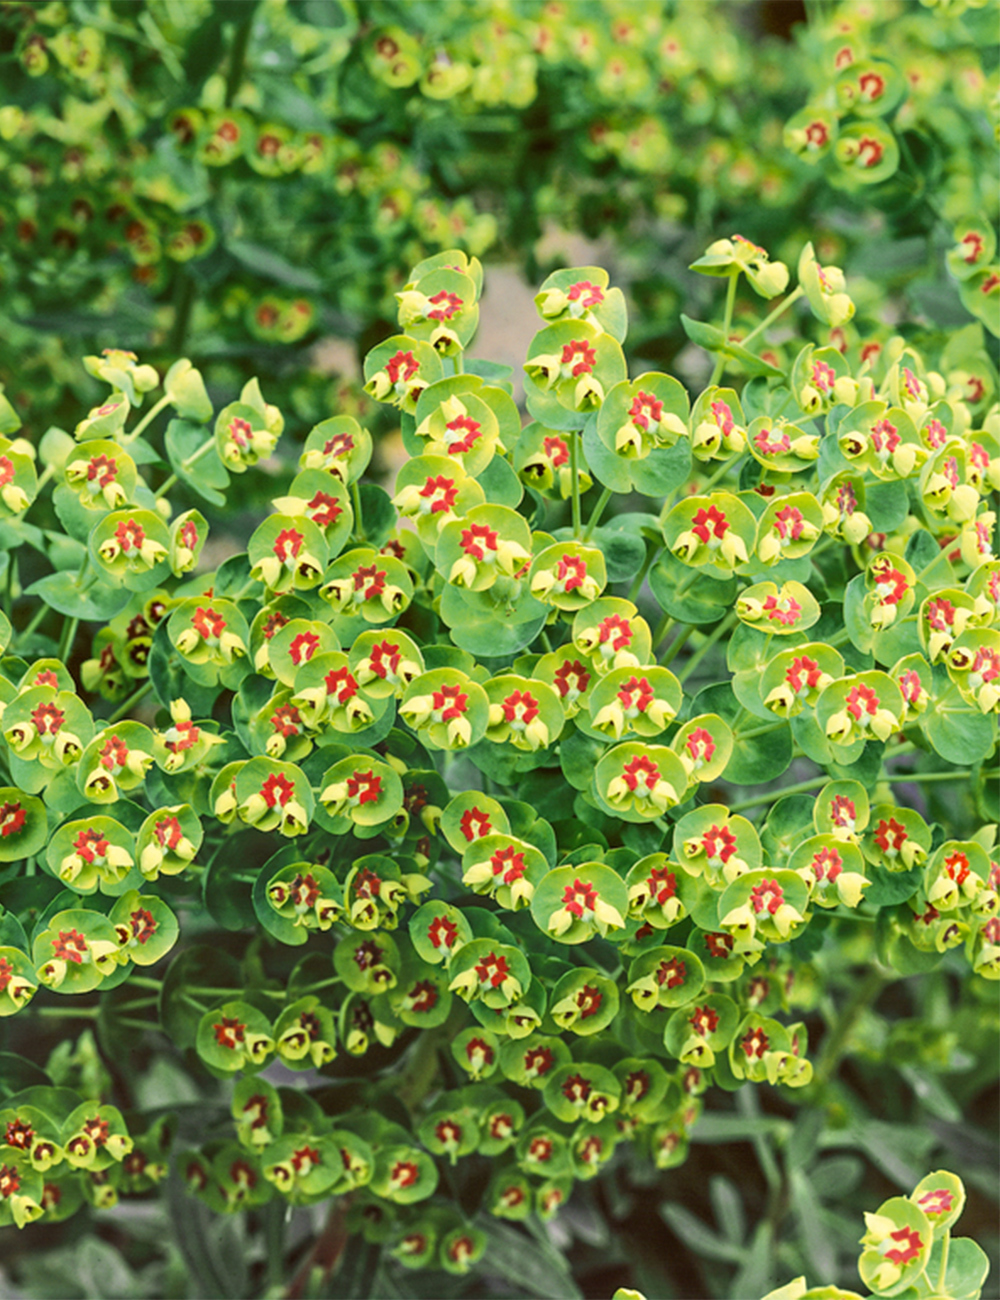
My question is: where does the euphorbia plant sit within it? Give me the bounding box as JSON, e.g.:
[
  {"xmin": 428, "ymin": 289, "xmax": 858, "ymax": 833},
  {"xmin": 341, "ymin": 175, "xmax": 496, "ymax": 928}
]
[{"xmin": 0, "ymin": 237, "xmax": 996, "ymax": 1296}]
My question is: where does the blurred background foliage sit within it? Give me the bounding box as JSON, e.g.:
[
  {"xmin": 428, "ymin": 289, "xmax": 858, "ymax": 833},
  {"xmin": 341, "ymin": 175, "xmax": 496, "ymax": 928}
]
[{"xmin": 0, "ymin": 1, "xmax": 997, "ymax": 1297}]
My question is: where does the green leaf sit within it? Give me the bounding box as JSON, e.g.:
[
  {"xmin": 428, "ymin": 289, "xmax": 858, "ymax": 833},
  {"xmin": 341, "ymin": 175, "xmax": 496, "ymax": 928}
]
[
  {"xmin": 477, "ymin": 454, "xmax": 524, "ymax": 508},
  {"xmin": 661, "ymin": 1201, "xmax": 745, "ymax": 1263},
  {"xmin": 25, "ymin": 570, "xmax": 132, "ymax": 622},
  {"xmin": 694, "ymin": 683, "xmax": 793, "ymax": 786},
  {"xmin": 649, "ymin": 551, "xmax": 737, "ymax": 625},
  {"xmin": 357, "ymin": 483, "xmax": 396, "ymax": 546},
  {"xmin": 226, "ymin": 238, "xmax": 323, "ymax": 291},
  {"xmin": 680, "ymin": 315, "xmax": 783, "ymax": 376},
  {"xmin": 203, "ymin": 836, "xmax": 262, "ymax": 931},
  {"xmin": 865, "ymin": 480, "xmax": 910, "ymax": 533},
  {"xmin": 166, "ymin": 1173, "xmax": 250, "ymax": 1299},
  {"xmin": 480, "ymin": 1219, "xmax": 583, "ymax": 1299},
  {"xmin": 939, "ymin": 1236, "xmax": 990, "ymax": 1300},
  {"xmin": 630, "ymin": 438, "xmax": 692, "ymax": 498},
  {"xmin": 921, "ymin": 685, "xmax": 998, "ymax": 765},
  {"xmin": 165, "ymin": 419, "xmax": 229, "ymax": 506},
  {"xmin": 709, "ymin": 1175, "xmax": 746, "ymax": 1246},
  {"xmin": 583, "ymin": 411, "xmax": 632, "ymax": 492},
  {"xmin": 594, "ymin": 526, "xmax": 646, "ymax": 583}
]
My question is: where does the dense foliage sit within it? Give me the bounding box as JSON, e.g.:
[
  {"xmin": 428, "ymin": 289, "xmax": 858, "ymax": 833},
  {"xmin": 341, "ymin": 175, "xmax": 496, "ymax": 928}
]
[
  {"xmin": 0, "ymin": 0, "xmax": 996, "ymax": 436},
  {"xmin": 0, "ymin": 2, "xmax": 997, "ymax": 1299}
]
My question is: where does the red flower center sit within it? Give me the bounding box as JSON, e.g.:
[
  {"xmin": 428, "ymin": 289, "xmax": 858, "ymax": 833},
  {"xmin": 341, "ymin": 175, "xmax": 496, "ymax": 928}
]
[
  {"xmin": 657, "ymin": 957, "xmax": 686, "ymax": 988},
  {"xmin": 750, "ymin": 879, "xmax": 785, "ymax": 914},
  {"xmin": 691, "ymin": 504, "xmax": 729, "ymax": 543},
  {"xmin": 261, "ymin": 772, "xmax": 296, "ymax": 807},
  {"xmin": 431, "ymin": 683, "xmax": 468, "ymax": 721},
  {"xmin": 213, "ymin": 1016, "xmax": 246, "ymax": 1049},
  {"xmin": 474, "ymin": 952, "xmax": 511, "ymax": 988},
  {"xmin": 346, "ymin": 770, "xmax": 383, "ymax": 804},
  {"xmin": 690, "ymin": 1005, "xmax": 720, "ymax": 1035},
  {"xmin": 385, "ymin": 351, "xmax": 419, "ymax": 384},
  {"xmin": 0, "ymin": 802, "xmax": 26, "ymax": 838},
  {"xmin": 621, "ymin": 755, "xmax": 660, "ymax": 791},
  {"xmin": 629, "ymin": 391, "xmax": 663, "ymax": 430},
  {"xmin": 428, "ymin": 915, "xmax": 459, "ymax": 950},
  {"xmin": 460, "ymin": 522, "xmax": 498, "ymax": 560},
  {"xmin": 560, "ymin": 340, "xmax": 597, "ymax": 376},
  {"xmin": 543, "ymin": 435, "xmax": 569, "ymax": 466},
  {"xmin": 324, "ymin": 665, "xmax": 358, "ymax": 702},
  {"xmin": 115, "ymin": 519, "xmax": 145, "ymax": 552},
  {"xmin": 567, "ymin": 280, "xmax": 604, "ymax": 308}
]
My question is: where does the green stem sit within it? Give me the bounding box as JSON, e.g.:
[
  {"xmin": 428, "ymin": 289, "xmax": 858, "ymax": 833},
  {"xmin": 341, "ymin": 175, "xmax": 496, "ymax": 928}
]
[
  {"xmin": 155, "ymin": 437, "xmax": 216, "ymax": 500},
  {"xmin": 740, "ymin": 285, "xmax": 805, "ymax": 348},
  {"xmin": 18, "ymin": 602, "xmax": 50, "ymax": 644},
  {"xmin": 224, "ymin": 2, "xmax": 257, "ymax": 106},
  {"xmin": 108, "ymin": 679, "xmax": 154, "ymax": 725},
  {"xmin": 702, "ymin": 451, "xmax": 745, "ymax": 493},
  {"xmin": 627, "ymin": 544, "xmax": 661, "ymax": 601},
  {"xmin": 738, "ymin": 719, "xmax": 788, "ymax": 741},
  {"xmin": 570, "ymin": 432, "xmax": 582, "ymax": 538},
  {"xmin": 708, "ymin": 272, "xmax": 740, "ymax": 387},
  {"xmin": 914, "ymin": 548, "xmax": 953, "ymax": 586},
  {"xmin": 125, "ymin": 393, "xmax": 172, "ymax": 445},
  {"xmin": 652, "ymin": 613, "xmax": 674, "ymax": 650},
  {"xmin": 189, "ymin": 985, "xmax": 284, "ymax": 1000},
  {"xmin": 815, "ymin": 967, "xmax": 887, "ymax": 1087},
  {"xmin": 168, "ymin": 272, "xmax": 196, "ymax": 356},
  {"xmin": 937, "ymin": 1229, "xmax": 951, "ymax": 1292},
  {"xmin": 35, "ymin": 1005, "xmax": 99, "ymax": 1019},
  {"xmin": 35, "ymin": 463, "xmax": 56, "ymax": 492},
  {"xmin": 677, "ymin": 611, "xmax": 737, "ymax": 684},
  {"xmin": 581, "ymin": 486, "xmax": 613, "ymax": 542},
  {"xmin": 660, "ymin": 624, "xmax": 694, "ymax": 667},
  {"xmin": 58, "ymin": 617, "xmax": 79, "ymax": 663},
  {"xmin": 298, "ymin": 976, "xmax": 344, "ymax": 994},
  {"xmin": 727, "ymin": 774, "xmax": 832, "ymax": 813},
  {"xmin": 351, "ymin": 480, "xmax": 366, "ymax": 542},
  {"xmin": 890, "ymin": 768, "xmax": 972, "ymax": 786},
  {"xmin": 125, "ymin": 975, "xmax": 163, "ymax": 991}
]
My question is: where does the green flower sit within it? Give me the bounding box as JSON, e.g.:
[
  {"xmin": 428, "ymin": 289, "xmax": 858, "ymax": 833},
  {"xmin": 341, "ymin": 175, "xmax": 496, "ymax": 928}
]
[{"xmin": 196, "ymin": 1002, "xmax": 274, "ymax": 1074}]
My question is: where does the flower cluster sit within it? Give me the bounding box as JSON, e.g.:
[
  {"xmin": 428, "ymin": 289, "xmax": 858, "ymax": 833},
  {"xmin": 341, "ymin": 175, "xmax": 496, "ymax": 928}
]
[{"xmin": 0, "ymin": 236, "xmax": 995, "ymax": 1288}]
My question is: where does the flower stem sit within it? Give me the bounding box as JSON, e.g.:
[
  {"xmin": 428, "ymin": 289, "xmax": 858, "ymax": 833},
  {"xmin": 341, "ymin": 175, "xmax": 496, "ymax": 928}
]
[
  {"xmin": 740, "ymin": 285, "xmax": 805, "ymax": 348},
  {"xmin": 727, "ymin": 774, "xmax": 831, "ymax": 813},
  {"xmin": 652, "ymin": 613, "xmax": 674, "ymax": 649},
  {"xmin": 660, "ymin": 624, "xmax": 694, "ymax": 667},
  {"xmin": 581, "ymin": 486, "xmax": 613, "ymax": 542},
  {"xmin": 628, "ymin": 544, "xmax": 661, "ymax": 601},
  {"xmin": 35, "ymin": 463, "xmax": 57, "ymax": 492},
  {"xmin": 914, "ymin": 547, "xmax": 953, "ymax": 585},
  {"xmin": 155, "ymin": 437, "xmax": 216, "ymax": 500},
  {"xmin": 108, "ymin": 679, "xmax": 154, "ymax": 725},
  {"xmin": 702, "ymin": 450, "xmax": 745, "ymax": 493},
  {"xmin": 351, "ymin": 480, "xmax": 366, "ymax": 542},
  {"xmin": 738, "ymin": 719, "xmax": 788, "ymax": 741},
  {"xmin": 677, "ymin": 610, "xmax": 737, "ymax": 683},
  {"xmin": 36, "ymin": 1005, "xmax": 99, "ymax": 1019},
  {"xmin": 224, "ymin": 2, "xmax": 257, "ymax": 106},
  {"xmin": 570, "ymin": 432, "xmax": 582, "ymax": 538},
  {"xmin": 17, "ymin": 602, "xmax": 50, "ymax": 644},
  {"xmin": 937, "ymin": 1229, "xmax": 951, "ymax": 1292},
  {"xmin": 814, "ymin": 966, "xmax": 887, "ymax": 1087},
  {"xmin": 58, "ymin": 616, "xmax": 79, "ymax": 662},
  {"xmin": 890, "ymin": 768, "xmax": 972, "ymax": 786},
  {"xmin": 708, "ymin": 272, "xmax": 740, "ymax": 387},
  {"xmin": 125, "ymin": 393, "xmax": 172, "ymax": 444}
]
